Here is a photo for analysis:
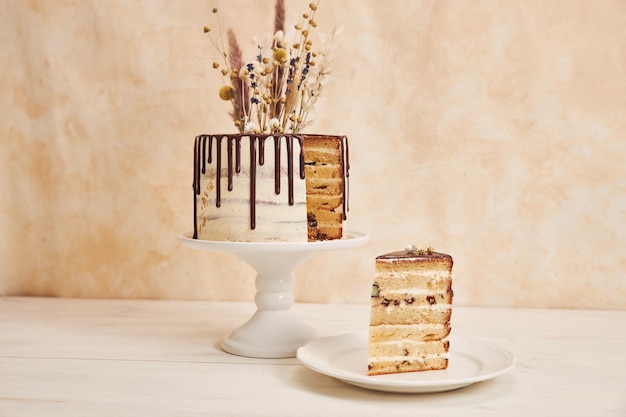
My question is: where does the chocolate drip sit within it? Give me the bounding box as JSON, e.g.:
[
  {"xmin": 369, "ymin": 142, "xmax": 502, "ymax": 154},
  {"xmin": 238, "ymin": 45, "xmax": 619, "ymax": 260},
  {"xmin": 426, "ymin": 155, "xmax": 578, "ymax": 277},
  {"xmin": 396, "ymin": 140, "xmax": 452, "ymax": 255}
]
[
  {"xmin": 259, "ymin": 137, "xmax": 266, "ymax": 165},
  {"xmin": 235, "ymin": 137, "xmax": 241, "ymax": 173},
  {"xmin": 193, "ymin": 134, "xmax": 350, "ymax": 238},
  {"xmin": 249, "ymin": 137, "xmax": 257, "ymax": 230},
  {"xmin": 215, "ymin": 136, "xmax": 222, "ymax": 207},
  {"xmin": 227, "ymin": 137, "xmax": 233, "ymax": 191},
  {"xmin": 274, "ymin": 136, "xmax": 281, "ymax": 195},
  {"xmin": 341, "ymin": 136, "xmax": 349, "ymax": 220},
  {"xmin": 287, "ymin": 136, "xmax": 294, "ymax": 205}
]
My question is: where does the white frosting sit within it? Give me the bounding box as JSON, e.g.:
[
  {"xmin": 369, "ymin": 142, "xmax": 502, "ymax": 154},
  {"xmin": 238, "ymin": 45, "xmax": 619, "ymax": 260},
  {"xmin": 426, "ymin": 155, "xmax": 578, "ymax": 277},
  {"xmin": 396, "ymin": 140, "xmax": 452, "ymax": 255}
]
[
  {"xmin": 368, "ymin": 353, "xmax": 448, "ymax": 363},
  {"xmin": 378, "ymin": 270, "xmax": 450, "ymax": 279},
  {"xmin": 373, "ymin": 323, "xmax": 448, "ymax": 331},
  {"xmin": 381, "ymin": 288, "xmax": 449, "ymax": 295},
  {"xmin": 196, "ymin": 137, "xmax": 308, "ymax": 242},
  {"xmin": 372, "ymin": 339, "xmax": 448, "ymax": 347}
]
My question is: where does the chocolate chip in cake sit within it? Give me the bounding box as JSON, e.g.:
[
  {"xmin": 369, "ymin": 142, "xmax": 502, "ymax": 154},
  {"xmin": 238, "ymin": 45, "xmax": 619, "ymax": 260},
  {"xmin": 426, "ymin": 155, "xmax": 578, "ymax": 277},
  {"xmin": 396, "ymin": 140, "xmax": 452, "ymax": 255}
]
[{"xmin": 371, "ymin": 282, "xmax": 380, "ymax": 298}]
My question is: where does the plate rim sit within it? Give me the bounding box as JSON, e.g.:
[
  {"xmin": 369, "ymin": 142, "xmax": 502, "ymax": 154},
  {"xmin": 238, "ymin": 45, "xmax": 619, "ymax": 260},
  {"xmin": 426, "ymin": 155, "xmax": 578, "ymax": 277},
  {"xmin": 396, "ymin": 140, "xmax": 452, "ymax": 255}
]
[{"xmin": 296, "ymin": 332, "xmax": 515, "ymax": 393}]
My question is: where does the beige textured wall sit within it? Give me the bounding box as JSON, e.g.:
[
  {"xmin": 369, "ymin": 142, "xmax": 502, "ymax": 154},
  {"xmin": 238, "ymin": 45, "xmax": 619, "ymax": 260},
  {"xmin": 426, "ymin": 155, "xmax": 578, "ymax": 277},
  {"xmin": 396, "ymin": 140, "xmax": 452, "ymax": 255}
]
[{"xmin": 1, "ymin": 0, "xmax": 625, "ymax": 309}]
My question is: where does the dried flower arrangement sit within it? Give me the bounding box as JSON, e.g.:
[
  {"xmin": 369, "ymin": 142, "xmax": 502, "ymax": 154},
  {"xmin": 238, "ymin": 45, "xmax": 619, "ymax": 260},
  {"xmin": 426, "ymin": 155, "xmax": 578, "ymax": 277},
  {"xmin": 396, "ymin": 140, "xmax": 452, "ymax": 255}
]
[{"xmin": 203, "ymin": 0, "xmax": 340, "ymax": 134}]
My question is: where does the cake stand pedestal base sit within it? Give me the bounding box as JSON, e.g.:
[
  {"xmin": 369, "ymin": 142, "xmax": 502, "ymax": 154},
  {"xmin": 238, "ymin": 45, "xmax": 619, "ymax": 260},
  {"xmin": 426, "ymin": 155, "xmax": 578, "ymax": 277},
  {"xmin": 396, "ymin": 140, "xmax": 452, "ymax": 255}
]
[{"xmin": 179, "ymin": 232, "xmax": 368, "ymax": 358}]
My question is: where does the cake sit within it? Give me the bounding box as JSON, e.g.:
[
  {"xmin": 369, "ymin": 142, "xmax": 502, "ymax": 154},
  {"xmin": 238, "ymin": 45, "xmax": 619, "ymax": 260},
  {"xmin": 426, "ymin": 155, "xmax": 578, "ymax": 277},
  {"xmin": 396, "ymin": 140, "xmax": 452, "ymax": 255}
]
[
  {"xmin": 367, "ymin": 246, "xmax": 453, "ymax": 376},
  {"xmin": 193, "ymin": 2, "xmax": 348, "ymax": 242},
  {"xmin": 193, "ymin": 133, "xmax": 348, "ymax": 242}
]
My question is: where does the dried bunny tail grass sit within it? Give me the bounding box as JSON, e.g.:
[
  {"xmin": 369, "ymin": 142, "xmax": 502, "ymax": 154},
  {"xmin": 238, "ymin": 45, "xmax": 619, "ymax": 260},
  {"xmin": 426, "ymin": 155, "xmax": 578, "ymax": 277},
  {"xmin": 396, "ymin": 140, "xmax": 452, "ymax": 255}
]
[
  {"xmin": 227, "ymin": 28, "xmax": 249, "ymax": 126},
  {"xmin": 274, "ymin": 0, "xmax": 285, "ymax": 43},
  {"xmin": 271, "ymin": 0, "xmax": 286, "ymax": 120}
]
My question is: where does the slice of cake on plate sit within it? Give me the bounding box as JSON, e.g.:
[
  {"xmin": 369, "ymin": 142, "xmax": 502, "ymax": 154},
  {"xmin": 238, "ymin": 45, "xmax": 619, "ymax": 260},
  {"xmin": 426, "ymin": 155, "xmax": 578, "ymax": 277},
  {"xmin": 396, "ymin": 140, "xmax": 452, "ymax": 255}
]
[{"xmin": 368, "ymin": 246, "xmax": 453, "ymax": 375}]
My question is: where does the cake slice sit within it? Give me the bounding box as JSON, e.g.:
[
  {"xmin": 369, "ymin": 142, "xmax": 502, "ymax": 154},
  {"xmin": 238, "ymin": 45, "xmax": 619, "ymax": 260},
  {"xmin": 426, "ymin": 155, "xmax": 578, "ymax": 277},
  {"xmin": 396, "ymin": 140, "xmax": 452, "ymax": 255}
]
[{"xmin": 367, "ymin": 246, "xmax": 453, "ymax": 376}]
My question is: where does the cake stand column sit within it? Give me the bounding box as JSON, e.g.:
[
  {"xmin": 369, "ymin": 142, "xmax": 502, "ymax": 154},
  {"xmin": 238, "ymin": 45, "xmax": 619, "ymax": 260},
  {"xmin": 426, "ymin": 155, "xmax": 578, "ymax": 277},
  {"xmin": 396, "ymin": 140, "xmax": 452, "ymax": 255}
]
[{"xmin": 220, "ymin": 250, "xmax": 316, "ymax": 358}]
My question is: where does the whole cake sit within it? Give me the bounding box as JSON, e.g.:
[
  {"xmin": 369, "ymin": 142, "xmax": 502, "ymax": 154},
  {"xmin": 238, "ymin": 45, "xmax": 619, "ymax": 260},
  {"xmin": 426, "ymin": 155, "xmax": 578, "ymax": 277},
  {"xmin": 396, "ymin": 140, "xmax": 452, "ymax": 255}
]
[
  {"xmin": 193, "ymin": 2, "xmax": 348, "ymax": 242},
  {"xmin": 368, "ymin": 246, "xmax": 453, "ymax": 375},
  {"xmin": 193, "ymin": 133, "xmax": 348, "ymax": 242}
]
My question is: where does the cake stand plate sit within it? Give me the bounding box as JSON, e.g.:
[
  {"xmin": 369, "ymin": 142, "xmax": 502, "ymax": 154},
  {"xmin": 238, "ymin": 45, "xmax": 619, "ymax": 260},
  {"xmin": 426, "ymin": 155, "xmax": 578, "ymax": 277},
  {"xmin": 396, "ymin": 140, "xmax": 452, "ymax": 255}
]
[{"xmin": 179, "ymin": 232, "xmax": 368, "ymax": 359}]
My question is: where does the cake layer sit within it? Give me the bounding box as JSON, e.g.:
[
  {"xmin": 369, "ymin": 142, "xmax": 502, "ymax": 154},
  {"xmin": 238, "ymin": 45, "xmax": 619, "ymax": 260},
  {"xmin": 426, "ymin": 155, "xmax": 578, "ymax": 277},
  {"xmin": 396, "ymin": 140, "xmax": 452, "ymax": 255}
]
[
  {"xmin": 368, "ymin": 339, "xmax": 449, "ymax": 358},
  {"xmin": 368, "ymin": 323, "xmax": 451, "ymax": 343},
  {"xmin": 371, "ymin": 290, "xmax": 453, "ymax": 309},
  {"xmin": 305, "ymin": 195, "xmax": 343, "ymax": 211},
  {"xmin": 367, "ymin": 356, "xmax": 449, "ymax": 376},
  {"xmin": 304, "ymin": 164, "xmax": 342, "ymax": 179},
  {"xmin": 376, "ymin": 252, "xmax": 453, "ymax": 274},
  {"xmin": 374, "ymin": 272, "xmax": 452, "ymax": 293},
  {"xmin": 305, "ymin": 178, "xmax": 344, "ymax": 196},
  {"xmin": 370, "ymin": 303, "xmax": 451, "ymax": 326}
]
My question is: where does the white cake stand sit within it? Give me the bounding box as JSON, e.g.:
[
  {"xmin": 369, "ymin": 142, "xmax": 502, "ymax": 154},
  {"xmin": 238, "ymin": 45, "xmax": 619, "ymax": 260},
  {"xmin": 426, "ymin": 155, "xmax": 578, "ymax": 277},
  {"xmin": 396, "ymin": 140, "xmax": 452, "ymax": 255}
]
[{"xmin": 179, "ymin": 231, "xmax": 368, "ymax": 359}]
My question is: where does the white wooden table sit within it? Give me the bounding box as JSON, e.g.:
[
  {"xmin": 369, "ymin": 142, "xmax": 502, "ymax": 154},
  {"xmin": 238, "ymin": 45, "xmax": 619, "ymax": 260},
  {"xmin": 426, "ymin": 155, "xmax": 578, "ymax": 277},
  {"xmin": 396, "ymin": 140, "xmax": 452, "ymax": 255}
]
[{"xmin": 0, "ymin": 296, "xmax": 624, "ymax": 416}]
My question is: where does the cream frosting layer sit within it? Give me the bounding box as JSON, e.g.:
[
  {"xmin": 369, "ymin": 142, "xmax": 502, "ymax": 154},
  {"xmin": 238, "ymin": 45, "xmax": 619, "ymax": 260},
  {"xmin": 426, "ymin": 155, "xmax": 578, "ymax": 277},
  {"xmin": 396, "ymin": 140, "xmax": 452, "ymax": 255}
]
[
  {"xmin": 196, "ymin": 136, "xmax": 308, "ymax": 242},
  {"xmin": 368, "ymin": 353, "xmax": 449, "ymax": 363}
]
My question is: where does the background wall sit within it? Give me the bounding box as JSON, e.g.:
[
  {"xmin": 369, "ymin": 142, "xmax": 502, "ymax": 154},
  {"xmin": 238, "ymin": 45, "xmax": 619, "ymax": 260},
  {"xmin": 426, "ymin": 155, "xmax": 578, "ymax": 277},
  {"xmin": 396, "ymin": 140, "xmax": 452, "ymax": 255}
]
[{"xmin": 1, "ymin": 0, "xmax": 625, "ymax": 309}]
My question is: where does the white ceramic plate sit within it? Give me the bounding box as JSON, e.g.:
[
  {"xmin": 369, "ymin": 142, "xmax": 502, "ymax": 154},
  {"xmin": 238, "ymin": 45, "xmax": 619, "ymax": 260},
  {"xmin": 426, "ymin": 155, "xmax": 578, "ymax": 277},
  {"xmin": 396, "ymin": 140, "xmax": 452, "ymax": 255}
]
[{"xmin": 297, "ymin": 332, "xmax": 515, "ymax": 394}]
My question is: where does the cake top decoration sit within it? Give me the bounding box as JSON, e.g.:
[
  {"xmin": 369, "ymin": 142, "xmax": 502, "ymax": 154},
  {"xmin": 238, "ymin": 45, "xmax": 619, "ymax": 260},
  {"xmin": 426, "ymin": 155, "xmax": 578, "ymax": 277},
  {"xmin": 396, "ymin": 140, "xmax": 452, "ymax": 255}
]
[
  {"xmin": 203, "ymin": 0, "xmax": 341, "ymax": 135},
  {"xmin": 405, "ymin": 244, "xmax": 435, "ymax": 255}
]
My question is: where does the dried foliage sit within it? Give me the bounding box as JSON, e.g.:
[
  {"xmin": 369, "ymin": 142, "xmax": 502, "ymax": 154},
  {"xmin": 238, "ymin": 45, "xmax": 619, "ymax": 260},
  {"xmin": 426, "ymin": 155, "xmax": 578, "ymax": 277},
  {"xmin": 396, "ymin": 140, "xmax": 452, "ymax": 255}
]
[{"xmin": 203, "ymin": 1, "xmax": 340, "ymax": 134}]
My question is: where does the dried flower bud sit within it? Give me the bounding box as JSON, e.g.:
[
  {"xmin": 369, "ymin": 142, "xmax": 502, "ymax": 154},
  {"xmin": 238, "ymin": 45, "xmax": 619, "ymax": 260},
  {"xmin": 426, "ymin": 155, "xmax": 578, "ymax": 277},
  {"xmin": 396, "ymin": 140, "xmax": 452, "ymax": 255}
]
[
  {"xmin": 295, "ymin": 24, "xmax": 302, "ymax": 30},
  {"xmin": 303, "ymin": 13, "xmax": 309, "ymax": 19},
  {"xmin": 219, "ymin": 86, "xmax": 234, "ymax": 101},
  {"xmin": 212, "ymin": 62, "xmax": 220, "ymax": 69},
  {"xmin": 309, "ymin": 19, "xmax": 317, "ymax": 27},
  {"xmin": 273, "ymin": 48, "xmax": 288, "ymax": 63},
  {"xmin": 309, "ymin": 2, "xmax": 317, "ymax": 11},
  {"xmin": 244, "ymin": 121, "xmax": 255, "ymax": 133},
  {"xmin": 212, "ymin": 8, "xmax": 218, "ymax": 13},
  {"xmin": 221, "ymin": 68, "xmax": 228, "ymax": 76},
  {"xmin": 203, "ymin": 26, "xmax": 211, "ymax": 33}
]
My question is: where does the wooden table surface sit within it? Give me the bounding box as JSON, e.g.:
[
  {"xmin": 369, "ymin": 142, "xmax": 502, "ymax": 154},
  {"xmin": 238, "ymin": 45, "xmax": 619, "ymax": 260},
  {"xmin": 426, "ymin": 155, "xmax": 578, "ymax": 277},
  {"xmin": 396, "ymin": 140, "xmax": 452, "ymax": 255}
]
[{"xmin": 0, "ymin": 296, "xmax": 624, "ymax": 417}]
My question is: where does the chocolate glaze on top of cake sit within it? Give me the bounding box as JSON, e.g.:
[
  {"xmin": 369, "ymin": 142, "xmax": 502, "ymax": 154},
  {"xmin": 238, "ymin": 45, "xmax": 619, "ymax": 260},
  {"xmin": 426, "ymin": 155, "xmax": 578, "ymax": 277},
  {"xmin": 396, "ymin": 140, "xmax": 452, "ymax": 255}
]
[
  {"xmin": 193, "ymin": 133, "xmax": 349, "ymax": 239},
  {"xmin": 376, "ymin": 251, "xmax": 453, "ymax": 262}
]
